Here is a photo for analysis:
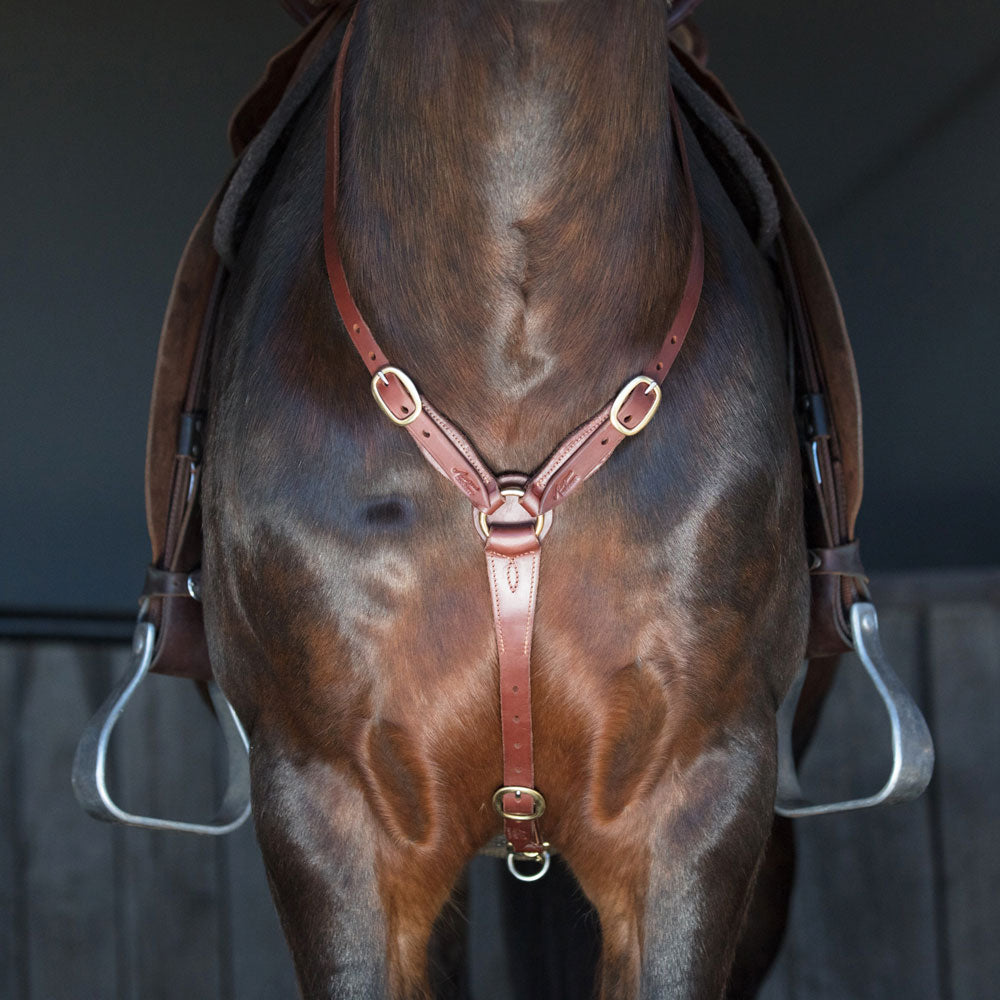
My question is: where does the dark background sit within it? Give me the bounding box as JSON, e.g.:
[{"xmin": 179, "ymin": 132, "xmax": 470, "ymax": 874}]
[
  {"xmin": 1, "ymin": 5, "xmax": 998, "ymax": 1000},
  {"xmin": 2, "ymin": 0, "xmax": 999, "ymax": 616}
]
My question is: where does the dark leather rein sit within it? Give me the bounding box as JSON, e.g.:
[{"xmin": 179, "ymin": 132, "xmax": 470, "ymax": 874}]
[{"xmin": 324, "ymin": 12, "xmax": 705, "ymax": 878}]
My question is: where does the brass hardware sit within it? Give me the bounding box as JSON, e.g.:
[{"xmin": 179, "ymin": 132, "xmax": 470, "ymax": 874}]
[
  {"xmin": 492, "ymin": 785, "xmax": 546, "ymax": 821},
  {"xmin": 478, "ymin": 487, "xmax": 546, "ymax": 539},
  {"xmin": 610, "ymin": 375, "xmax": 661, "ymax": 436},
  {"xmin": 506, "ymin": 848, "xmax": 551, "ymax": 881},
  {"xmin": 371, "ymin": 366, "xmax": 422, "ymax": 426}
]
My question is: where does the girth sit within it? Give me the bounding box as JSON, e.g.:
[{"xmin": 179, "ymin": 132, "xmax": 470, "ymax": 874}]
[{"xmin": 322, "ymin": 9, "xmax": 705, "ymax": 867}]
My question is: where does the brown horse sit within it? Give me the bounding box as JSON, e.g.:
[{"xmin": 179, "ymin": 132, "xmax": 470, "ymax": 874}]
[{"xmin": 202, "ymin": 1, "xmax": 808, "ymax": 996}]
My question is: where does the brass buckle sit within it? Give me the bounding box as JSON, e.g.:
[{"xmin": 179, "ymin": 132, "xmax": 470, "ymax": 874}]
[
  {"xmin": 492, "ymin": 785, "xmax": 546, "ymax": 821},
  {"xmin": 610, "ymin": 375, "xmax": 661, "ymax": 436},
  {"xmin": 371, "ymin": 366, "xmax": 422, "ymax": 426},
  {"xmin": 477, "ymin": 487, "xmax": 547, "ymax": 539}
]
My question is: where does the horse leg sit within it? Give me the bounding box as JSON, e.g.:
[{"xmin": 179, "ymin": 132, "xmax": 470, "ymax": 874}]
[
  {"xmin": 249, "ymin": 740, "xmax": 389, "ymax": 999},
  {"xmin": 725, "ymin": 816, "xmax": 795, "ymax": 999},
  {"xmin": 570, "ymin": 728, "xmax": 777, "ymax": 1000},
  {"xmin": 249, "ymin": 737, "xmax": 467, "ymax": 1000},
  {"xmin": 726, "ymin": 658, "xmax": 841, "ymax": 997}
]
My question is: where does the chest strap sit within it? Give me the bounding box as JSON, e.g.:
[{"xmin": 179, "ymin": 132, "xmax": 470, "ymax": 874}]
[{"xmin": 323, "ymin": 8, "xmax": 704, "ymax": 871}]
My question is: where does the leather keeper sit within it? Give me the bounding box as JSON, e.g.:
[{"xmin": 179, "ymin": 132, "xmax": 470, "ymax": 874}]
[
  {"xmin": 809, "ymin": 540, "xmax": 868, "ymax": 581},
  {"xmin": 148, "ymin": 593, "xmax": 213, "ymax": 681},
  {"xmin": 143, "ymin": 566, "xmax": 199, "ymax": 601},
  {"xmin": 806, "ymin": 573, "xmax": 854, "ymax": 658}
]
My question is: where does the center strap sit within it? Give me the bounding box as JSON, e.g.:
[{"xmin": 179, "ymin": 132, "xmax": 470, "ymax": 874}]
[
  {"xmin": 485, "ymin": 523, "xmax": 546, "ymax": 856},
  {"xmin": 322, "ymin": 5, "xmax": 704, "ymax": 867}
]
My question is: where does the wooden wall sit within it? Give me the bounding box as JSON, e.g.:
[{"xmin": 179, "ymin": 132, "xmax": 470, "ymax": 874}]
[{"xmin": 1, "ymin": 570, "xmax": 997, "ymax": 998}]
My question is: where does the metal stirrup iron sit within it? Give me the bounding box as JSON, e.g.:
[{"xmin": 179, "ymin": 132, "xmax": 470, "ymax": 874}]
[
  {"xmin": 72, "ymin": 620, "xmax": 252, "ymax": 835},
  {"xmin": 774, "ymin": 602, "xmax": 935, "ymax": 817}
]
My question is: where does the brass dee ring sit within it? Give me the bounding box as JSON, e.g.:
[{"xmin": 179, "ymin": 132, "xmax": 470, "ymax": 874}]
[
  {"xmin": 492, "ymin": 785, "xmax": 547, "ymax": 822},
  {"xmin": 477, "ymin": 487, "xmax": 547, "ymax": 539},
  {"xmin": 609, "ymin": 375, "xmax": 662, "ymax": 436},
  {"xmin": 372, "ymin": 366, "xmax": 422, "ymax": 426}
]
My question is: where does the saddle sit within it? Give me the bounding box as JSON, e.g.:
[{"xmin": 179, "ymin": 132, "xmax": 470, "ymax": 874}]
[{"xmin": 74, "ymin": 2, "xmax": 932, "ymax": 836}]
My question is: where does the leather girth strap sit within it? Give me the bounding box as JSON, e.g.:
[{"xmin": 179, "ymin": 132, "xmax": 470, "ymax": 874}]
[{"xmin": 323, "ymin": 9, "xmax": 705, "ymax": 860}]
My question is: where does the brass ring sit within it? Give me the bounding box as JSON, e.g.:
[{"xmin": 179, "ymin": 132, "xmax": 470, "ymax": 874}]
[
  {"xmin": 477, "ymin": 488, "xmax": 546, "ymax": 539},
  {"xmin": 492, "ymin": 785, "xmax": 546, "ymax": 822}
]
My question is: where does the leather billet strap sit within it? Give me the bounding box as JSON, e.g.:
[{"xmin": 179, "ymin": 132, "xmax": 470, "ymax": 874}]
[{"xmin": 323, "ymin": 8, "xmax": 704, "ymax": 860}]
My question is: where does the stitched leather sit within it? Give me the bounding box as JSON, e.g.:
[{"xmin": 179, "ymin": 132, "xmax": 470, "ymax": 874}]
[{"xmin": 485, "ymin": 523, "xmax": 545, "ymax": 856}]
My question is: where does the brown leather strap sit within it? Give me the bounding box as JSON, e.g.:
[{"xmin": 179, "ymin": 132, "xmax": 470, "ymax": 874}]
[
  {"xmin": 144, "ymin": 567, "xmax": 199, "ymax": 600},
  {"xmin": 810, "ymin": 541, "xmax": 868, "ymax": 581},
  {"xmin": 485, "ymin": 522, "xmax": 546, "ymax": 856}
]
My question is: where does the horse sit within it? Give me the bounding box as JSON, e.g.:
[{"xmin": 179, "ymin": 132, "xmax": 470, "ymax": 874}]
[{"xmin": 201, "ymin": 1, "xmax": 809, "ymax": 996}]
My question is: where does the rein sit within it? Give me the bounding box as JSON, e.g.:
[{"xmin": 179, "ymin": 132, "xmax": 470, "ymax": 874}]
[{"xmin": 323, "ymin": 11, "xmax": 705, "ymax": 876}]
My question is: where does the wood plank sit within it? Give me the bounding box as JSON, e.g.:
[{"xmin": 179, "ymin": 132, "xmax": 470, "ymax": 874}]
[
  {"xmin": 225, "ymin": 819, "xmax": 299, "ymax": 999},
  {"xmin": 0, "ymin": 644, "xmax": 26, "ymax": 1000},
  {"xmin": 928, "ymin": 601, "xmax": 1000, "ymax": 1000},
  {"xmin": 775, "ymin": 607, "xmax": 941, "ymax": 999},
  {"xmin": 17, "ymin": 642, "xmax": 119, "ymax": 999},
  {"xmin": 112, "ymin": 663, "xmax": 227, "ymax": 999},
  {"xmin": 467, "ymin": 856, "xmax": 517, "ymax": 1000}
]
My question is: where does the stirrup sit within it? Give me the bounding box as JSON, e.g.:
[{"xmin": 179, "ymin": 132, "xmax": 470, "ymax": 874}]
[
  {"xmin": 72, "ymin": 621, "xmax": 252, "ymax": 835},
  {"xmin": 775, "ymin": 602, "xmax": 935, "ymax": 817}
]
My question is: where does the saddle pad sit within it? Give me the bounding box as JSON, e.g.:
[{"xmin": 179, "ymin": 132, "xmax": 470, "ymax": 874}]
[
  {"xmin": 671, "ymin": 57, "xmax": 780, "ymax": 250},
  {"xmin": 215, "ymin": 22, "xmax": 346, "ymax": 267}
]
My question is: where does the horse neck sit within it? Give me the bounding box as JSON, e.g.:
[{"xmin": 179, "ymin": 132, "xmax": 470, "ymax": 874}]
[{"xmin": 338, "ymin": 0, "xmax": 687, "ymax": 465}]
